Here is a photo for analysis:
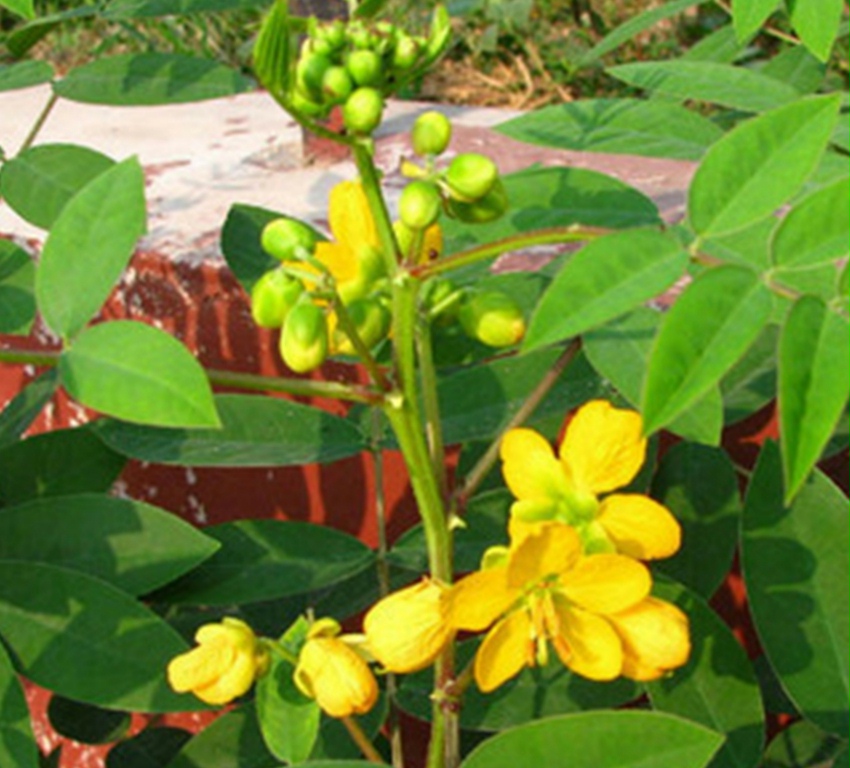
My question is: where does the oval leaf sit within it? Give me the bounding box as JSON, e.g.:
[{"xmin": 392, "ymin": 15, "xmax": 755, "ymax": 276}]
[
  {"xmin": 0, "ymin": 239, "xmax": 36, "ymax": 335},
  {"xmin": 54, "ymin": 53, "xmax": 254, "ymax": 105},
  {"xmin": 105, "ymin": 726, "xmax": 191, "ymax": 768},
  {"xmin": 35, "ymin": 156, "xmax": 146, "ymax": 339},
  {"xmin": 0, "ymin": 493, "xmax": 220, "ymax": 595},
  {"xmin": 788, "ymin": 0, "xmax": 844, "ymax": 62},
  {"xmin": 642, "ymin": 266, "xmax": 772, "ymax": 435},
  {"xmin": 60, "ymin": 320, "xmax": 220, "ymax": 428},
  {"xmin": 459, "ymin": 710, "xmax": 724, "ymax": 768},
  {"xmin": 0, "ymin": 642, "xmax": 38, "ymax": 768},
  {"xmin": 763, "ymin": 719, "xmax": 846, "ymax": 767},
  {"xmin": 778, "ymin": 296, "xmax": 849, "ymax": 500},
  {"xmin": 152, "ymin": 520, "xmax": 375, "ymax": 605},
  {"xmin": 524, "ymin": 228, "xmax": 688, "ymax": 350},
  {"xmin": 742, "ymin": 442, "xmax": 849, "ymax": 738},
  {"xmin": 0, "ymin": 144, "xmax": 115, "ymax": 230},
  {"xmin": 47, "ymin": 695, "xmax": 131, "ymax": 745},
  {"xmin": 0, "ymin": 368, "xmax": 58, "ymax": 451},
  {"xmin": 94, "ymin": 393, "xmax": 364, "ymax": 466},
  {"xmin": 0, "ymin": 561, "xmax": 202, "ymax": 712},
  {"xmin": 732, "ymin": 0, "xmax": 779, "ymax": 42},
  {"xmin": 0, "ymin": 60, "xmax": 51, "ymax": 92},
  {"xmin": 688, "ymin": 94, "xmax": 842, "ymax": 237}
]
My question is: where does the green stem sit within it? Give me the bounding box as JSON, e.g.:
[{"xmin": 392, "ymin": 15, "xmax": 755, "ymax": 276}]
[
  {"xmin": 417, "ymin": 317, "xmax": 449, "ymax": 501},
  {"xmin": 353, "ymin": 140, "xmax": 401, "ymax": 276},
  {"xmin": 18, "ymin": 92, "xmax": 59, "ymax": 154},
  {"xmin": 331, "ymin": 295, "xmax": 392, "ymax": 391},
  {"xmin": 411, "ymin": 226, "xmax": 607, "ymax": 279},
  {"xmin": 341, "ymin": 716, "xmax": 387, "ymax": 765}
]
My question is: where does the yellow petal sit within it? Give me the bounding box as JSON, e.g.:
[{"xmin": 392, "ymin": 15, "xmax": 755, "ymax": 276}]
[
  {"xmin": 551, "ymin": 601, "xmax": 623, "ymax": 681},
  {"xmin": 295, "ymin": 637, "xmax": 378, "ymax": 717},
  {"xmin": 597, "ymin": 494, "xmax": 682, "ymax": 560},
  {"xmin": 315, "ymin": 241, "xmax": 359, "ymax": 285},
  {"xmin": 328, "ymin": 180, "xmax": 378, "ymax": 250},
  {"xmin": 609, "ymin": 597, "xmax": 690, "ymax": 681},
  {"xmin": 559, "ymin": 400, "xmax": 646, "ymax": 494},
  {"xmin": 449, "ymin": 567, "xmax": 517, "ymax": 632},
  {"xmin": 506, "ymin": 521, "xmax": 581, "ymax": 589},
  {"xmin": 167, "ymin": 640, "xmax": 232, "ymax": 694},
  {"xmin": 475, "ymin": 611, "xmax": 533, "ymax": 693},
  {"xmin": 193, "ymin": 648, "xmax": 258, "ymax": 705},
  {"xmin": 559, "ymin": 554, "xmax": 651, "ymax": 614},
  {"xmin": 364, "ymin": 579, "xmax": 453, "ymax": 673},
  {"xmin": 501, "ymin": 428, "xmax": 571, "ymax": 501}
]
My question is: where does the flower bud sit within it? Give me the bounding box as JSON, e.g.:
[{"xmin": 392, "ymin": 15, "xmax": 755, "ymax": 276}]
[
  {"xmin": 411, "ymin": 110, "xmax": 451, "ymax": 157},
  {"xmin": 280, "ymin": 302, "xmax": 329, "ymax": 373},
  {"xmin": 446, "ymin": 177, "xmax": 509, "ymax": 224},
  {"xmin": 459, "ymin": 290, "xmax": 525, "ymax": 347},
  {"xmin": 393, "ymin": 34, "xmax": 420, "ymax": 70},
  {"xmin": 445, "ymin": 152, "xmax": 498, "ymax": 201},
  {"xmin": 250, "ymin": 270, "xmax": 304, "ymax": 329},
  {"xmin": 399, "ymin": 180, "xmax": 441, "ymax": 231},
  {"xmin": 321, "ymin": 65, "xmax": 354, "ymax": 104},
  {"xmin": 167, "ymin": 617, "xmax": 269, "ymax": 705},
  {"xmin": 333, "ymin": 298, "xmax": 391, "ymax": 355},
  {"xmin": 261, "ymin": 217, "xmax": 319, "ymax": 261},
  {"xmin": 296, "ymin": 52, "xmax": 332, "ymax": 99},
  {"xmin": 346, "ymin": 49, "xmax": 383, "ymax": 87},
  {"xmin": 343, "ymin": 87, "xmax": 384, "ymax": 135}
]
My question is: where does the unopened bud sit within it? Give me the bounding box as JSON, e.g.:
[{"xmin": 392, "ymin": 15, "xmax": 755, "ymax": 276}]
[
  {"xmin": 346, "ymin": 49, "xmax": 383, "ymax": 87},
  {"xmin": 280, "ymin": 302, "xmax": 329, "ymax": 373},
  {"xmin": 261, "ymin": 217, "xmax": 319, "ymax": 261},
  {"xmin": 399, "ymin": 180, "xmax": 441, "ymax": 231},
  {"xmin": 393, "ymin": 35, "xmax": 420, "ymax": 70},
  {"xmin": 411, "ymin": 110, "xmax": 451, "ymax": 157},
  {"xmin": 296, "ymin": 53, "xmax": 332, "ymax": 99},
  {"xmin": 322, "ymin": 65, "xmax": 354, "ymax": 104},
  {"xmin": 445, "ymin": 153, "xmax": 498, "ymax": 201},
  {"xmin": 333, "ymin": 298, "xmax": 391, "ymax": 355},
  {"xmin": 343, "ymin": 87, "xmax": 384, "ymax": 135},
  {"xmin": 459, "ymin": 291, "xmax": 525, "ymax": 347},
  {"xmin": 250, "ymin": 270, "xmax": 304, "ymax": 329},
  {"xmin": 446, "ymin": 177, "xmax": 508, "ymax": 224}
]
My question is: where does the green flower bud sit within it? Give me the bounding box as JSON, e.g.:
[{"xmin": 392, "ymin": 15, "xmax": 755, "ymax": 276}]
[
  {"xmin": 322, "ymin": 65, "xmax": 354, "ymax": 104},
  {"xmin": 296, "ymin": 53, "xmax": 332, "ymax": 99},
  {"xmin": 411, "ymin": 110, "xmax": 451, "ymax": 157},
  {"xmin": 250, "ymin": 270, "xmax": 304, "ymax": 329},
  {"xmin": 346, "ymin": 49, "xmax": 383, "ymax": 87},
  {"xmin": 392, "ymin": 34, "xmax": 420, "ymax": 71},
  {"xmin": 399, "ymin": 180, "xmax": 441, "ymax": 231},
  {"xmin": 333, "ymin": 298, "xmax": 391, "ymax": 355},
  {"xmin": 261, "ymin": 218, "xmax": 319, "ymax": 261},
  {"xmin": 445, "ymin": 153, "xmax": 498, "ymax": 201},
  {"xmin": 446, "ymin": 177, "xmax": 508, "ymax": 224},
  {"xmin": 318, "ymin": 20, "xmax": 345, "ymax": 50},
  {"xmin": 280, "ymin": 302, "xmax": 329, "ymax": 373},
  {"xmin": 343, "ymin": 87, "xmax": 384, "ymax": 136},
  {"xmin": 459, "ymin": 291, "xmax": 525, "ymax": 348},
  {"xmin": 289, "ymin": 89, "xmax": 326, "ymax": 118}
]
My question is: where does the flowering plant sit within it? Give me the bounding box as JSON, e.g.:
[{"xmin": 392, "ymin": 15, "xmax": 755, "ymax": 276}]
[{"xmin": 0, "ymin": 0, "xmax": 847, "ymax": 767}]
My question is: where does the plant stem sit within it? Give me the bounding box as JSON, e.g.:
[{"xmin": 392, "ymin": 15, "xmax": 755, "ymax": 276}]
[
  {"xmin": 18, "ymin": 92, "xmax": 59, "ymax": 154},
  {"xmin": 342, "ymin": 716, "xmax": 387, "ymax": 764},
  {"xmin": 410, "ymin": 226, "xmax": 607, "ymax": 279},
  {"xmin": 331, "ymin": 294, "xmax": 392, "ymax": 391},
  {"xmin": 454, "ymin": 338, "xmax": 582, "ymax": 508},
  {"xmin": 353, "ymin": 140, "xmax": 401, "ymax": 276},
  {"xmin": 417, "ymin": 317, "xmax": 449, "ymax": 501}
]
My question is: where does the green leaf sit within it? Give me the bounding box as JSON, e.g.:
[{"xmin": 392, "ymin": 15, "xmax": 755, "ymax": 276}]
[
  {"xmin": 444, "ymin": 167, "xmax": 660, "ymax": 252},
  {"xmin": 459, "ymin": 711, "xmax": 724, "ymax": 768},
  {"xmin": 151, "ymin": 520, "xmax": 375, "ymax": 605},
  {"xmin": 703, "ymin": 218, "xmax": 774, "ymax": 271},
  {"xmin": 94, "ymin": 393, "xmax": 365, "ymax": 466},
  {"xmin": 35, "ymin": 157, "xmax": 146, "ymax": 339},
  {"xmin": 787, "ymin": 0, "xmax": 844, "ymax": 62},
  {"xmin": 167, "ymin": 704, "xmax": 278, "ymax": 768},
  {"xmin": 0, "ymin": 0, "xmax": 33, "ymax": 19},
  {"xmin": 0, "ymin": 60, "xmax": 52, "ymax": 92},
  {"xmin": 251, "ymin": 0, "xmax": 292, "ymax": 97},
  {"xmin": 399, "ymin": 639, "xmax": 639, "ymax": 731},
  {"xmin": 220, "ymin": 204, "xmax": 284, "ymax": 296},
  {"xmin": 778, "ymin": 296, "xmax": 849, "ymax": 500},
  {"xmin": 0, "ymin": 370, "xmax": 59, "ymax": 451},
  {"xmin": 688, "ymin": 95, "xmax": 841, "ymax": 237},
  {"xmin": 0, "ymin": 561, "xmax": 201, "ymax": 712},
  {"xmin": 578, "ymin": 0, "xmax": 708, "ymax": 65},
  {"xmin": 642, "ymin": 266, "xmax": 772, "ymax": 434},
  {"xmin": 651, "ymin": 443, "xmax": 742, "ymax": 598},
  {"xmin": 495, "ymin": 98, "xmax": 722, "ymax": 160},
  {"xmin": 683, "ymin": 24, "xmax": 748, "ymax": 63},
  {"xmin": 105, "ymin": 727, "xmax": 192, "ymax": 768},
  {"xmin": 255, "ymin": 656, "xmax": 320, "ymax": 764},
  {"xmin": 606, "ymin": 60, "xmax": 800, "ymax": 112},
  {"xmin": 437, "ymin": 348, "xmax": 609, "ymax": 447},
  {"xmin": 54, "ymin": 53, "xmax": 254, "ymax": 105},
  {"xmin": 0, "ymin": 641, "xmax": 38, "ymax": 768},
  {"xmin": 771, "ymin": 177, "xmax": 849, "ymax": 270},
  {"xmin": 732, "ymin": 0, "xmax": 779, "ymax": 41},
  {"xmin": 719, "ymin": 324, "xmax": 778, "ymax": 423},
  {"xmin": 760, "ymin": 45, "xmax": 827, "ymax": 94},
  {"xmin": 0, "ymin": 426, "xmax": 125, "ymax": 507},
  {"xmin": 742, "ymin": 442, "xmax": 849, "ymax": 737},
  {"xmin": 60, "ymin": 320, "xmax": 220, "ymax": 428},
  {"xmin": 647, "ymin": 582, "xmax": 765, "ymax": 768},
  {"xmin": 5, "ymin": 7, "xmax": 98, "ymax": 58},
  {"xmin": 762, "ymin": 719, "xmax": 846, "ymax": 767},
  {"xmin": 104, "ymin": 0, "xmax": 265, "ymax": 17},
  {"xmin": 0, "ymin": 144, "xmax": 116, "ymax": 230},
  {"xmin": 0, "ymin": 239, "xmax": 36, "ymax": 334},
  {"xmin": 0, "ymin": 493, "xmax": 220, "ymax": 595},
  {"xmin": 583, "ymin": 307, "xmax": 724, "ymax": 445},
  {"xmin": 524, "ymin": 228, "xmax": 687, "ymax": 350},
  {"xmin": 47, "ymin": 695, "xmax": 131, "ymax": 745}
]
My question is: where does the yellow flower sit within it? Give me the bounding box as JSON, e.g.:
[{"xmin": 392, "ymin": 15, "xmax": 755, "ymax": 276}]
[
  {"xmin": 449, "ymin": 521, "xmax": 690, "ymax": 693},
  {"xmin": 313, "ymin": 181, "xmax": 387, "ymax": 304},
  {"xmin": 364, "ymin": 579, "xmax": 454, "ymax": 673},
  {"xmin": 167, "ymin": 618, "xmax": 269, "ymax": 705},
  {"xmin": 501, "ymin": 399, "xmax": 681, "ymax": 558},
  {"xmin": 294, "ymin": 620, "xmax": 378, "ymax": 718}
]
